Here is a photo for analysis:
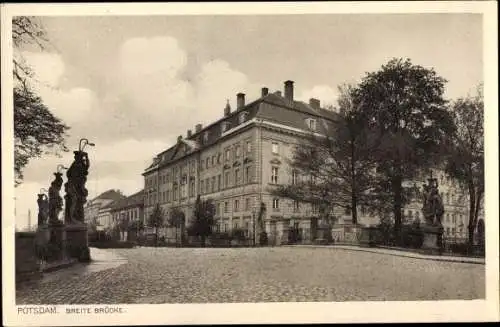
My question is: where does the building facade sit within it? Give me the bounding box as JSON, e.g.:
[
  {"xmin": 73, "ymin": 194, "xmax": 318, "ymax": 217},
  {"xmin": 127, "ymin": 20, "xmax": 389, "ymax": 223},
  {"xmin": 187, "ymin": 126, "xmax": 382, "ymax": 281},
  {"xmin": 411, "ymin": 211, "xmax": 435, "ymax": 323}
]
[
  {"xmin": 110, "ymin": 189, "xmax": 145, "ymax": 228},
  {"xmin": 142, "ymin": 80, "xmax": 482, "ymax": 245},
  {"xmin": 84, "ymin": 189, "xmax": 126, "ymax": 228}
]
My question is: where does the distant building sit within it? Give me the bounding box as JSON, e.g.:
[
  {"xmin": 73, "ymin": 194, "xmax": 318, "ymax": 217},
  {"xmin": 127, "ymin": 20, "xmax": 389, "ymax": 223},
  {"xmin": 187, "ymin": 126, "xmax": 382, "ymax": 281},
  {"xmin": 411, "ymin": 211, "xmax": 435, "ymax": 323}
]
[
  {"xmin": 84, "ymin": 189, "xmax": 126, "ymax": 229},
  {"xmin": 110, "ymin": 189, "xmax": 145, "ymax": 229}
]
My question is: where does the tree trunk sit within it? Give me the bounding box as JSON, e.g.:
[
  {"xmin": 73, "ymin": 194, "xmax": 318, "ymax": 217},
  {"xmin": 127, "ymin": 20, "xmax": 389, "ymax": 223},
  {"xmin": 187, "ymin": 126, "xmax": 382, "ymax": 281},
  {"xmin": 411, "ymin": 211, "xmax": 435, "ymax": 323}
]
[
  {"xmin": 466, "ymin": 183, "xmax": 476, "ymax": 250},
  {"xmin": 351, "ymin": 192, "xmax": 358, "ymax": 225},
  {"xmin": 350, "ymin": 141, "xmax": 358, "ymax": 225},
  {"xmin": 392, "ymin": 174, "xmax": 403, "ymax": 243}
]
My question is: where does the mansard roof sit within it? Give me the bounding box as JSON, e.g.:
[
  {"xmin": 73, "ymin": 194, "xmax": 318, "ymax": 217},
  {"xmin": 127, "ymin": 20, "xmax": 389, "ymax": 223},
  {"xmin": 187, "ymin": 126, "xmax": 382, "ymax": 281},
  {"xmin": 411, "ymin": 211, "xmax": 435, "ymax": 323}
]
[{"xmin": 143, "ymin": 89, "xmax": 341, "ymax": 175}]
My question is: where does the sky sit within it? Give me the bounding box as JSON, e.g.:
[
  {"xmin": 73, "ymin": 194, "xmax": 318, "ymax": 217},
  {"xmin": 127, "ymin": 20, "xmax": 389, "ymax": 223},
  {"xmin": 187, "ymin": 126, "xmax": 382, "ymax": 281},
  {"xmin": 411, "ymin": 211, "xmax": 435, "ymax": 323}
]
[{"xmin": 13, "ymin": 13, "xmax": 483, "ymax": 229}]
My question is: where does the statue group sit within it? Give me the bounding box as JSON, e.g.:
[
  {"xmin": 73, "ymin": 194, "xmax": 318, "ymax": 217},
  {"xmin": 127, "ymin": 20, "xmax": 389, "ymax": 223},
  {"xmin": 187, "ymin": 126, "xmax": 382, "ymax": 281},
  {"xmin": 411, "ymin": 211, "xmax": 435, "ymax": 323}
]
[{"xmin": 37, "ymin": 150, "xmax": 90, "ymax": 226}]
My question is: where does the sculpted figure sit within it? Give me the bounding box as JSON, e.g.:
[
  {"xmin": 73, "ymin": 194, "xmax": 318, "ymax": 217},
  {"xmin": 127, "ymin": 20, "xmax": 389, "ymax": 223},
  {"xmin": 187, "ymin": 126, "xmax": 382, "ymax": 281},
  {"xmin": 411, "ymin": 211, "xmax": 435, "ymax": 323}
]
[
  {"xmin": 422, "ymin": 178, "xmax": 444, "ymax": 227},
  {"xmin": 37, "ymin": 193, "xmax": 49, "ymax": 226},
  {"xmin": 48, "ymin": 172, "xmax": 64, "ymax": 224},
  {"xmin": 66, "ymin": 151, "xmax": 90, "ymax": 223}
]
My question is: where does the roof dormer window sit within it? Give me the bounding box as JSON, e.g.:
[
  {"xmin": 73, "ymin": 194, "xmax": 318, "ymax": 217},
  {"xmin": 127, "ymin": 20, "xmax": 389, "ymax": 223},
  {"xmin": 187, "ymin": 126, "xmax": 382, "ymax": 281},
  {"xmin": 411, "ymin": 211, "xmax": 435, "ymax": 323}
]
[
  {"xmin": 306, "ymin": 118, "xmax": 317, "ymax": 131},
  {"xmin": 203, "ymin": 131, "xmax": 209, "ymax": 144},
  {"xmin": 239, "ymin": 112, "xmax": 248, "ymax": 124},
  {"xmin": 221, "ymin": 121, "xmax": 231, "ymax": 133}
]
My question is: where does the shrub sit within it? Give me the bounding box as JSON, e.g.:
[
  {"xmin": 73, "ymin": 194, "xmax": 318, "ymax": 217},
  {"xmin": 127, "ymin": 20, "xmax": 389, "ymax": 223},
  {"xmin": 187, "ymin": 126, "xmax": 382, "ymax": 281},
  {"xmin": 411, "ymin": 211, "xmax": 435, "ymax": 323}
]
[{"xmin": 231, "ymin": 228, "xmax": 247, "ymax": 242}]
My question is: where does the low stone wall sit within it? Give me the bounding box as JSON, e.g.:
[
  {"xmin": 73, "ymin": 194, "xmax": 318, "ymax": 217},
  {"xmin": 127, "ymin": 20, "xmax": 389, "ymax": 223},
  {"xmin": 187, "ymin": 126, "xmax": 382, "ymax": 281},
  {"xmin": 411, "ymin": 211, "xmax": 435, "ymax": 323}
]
[{"xmin": 15, "ymin": 232, "xmax": 42, "ymax": 284}]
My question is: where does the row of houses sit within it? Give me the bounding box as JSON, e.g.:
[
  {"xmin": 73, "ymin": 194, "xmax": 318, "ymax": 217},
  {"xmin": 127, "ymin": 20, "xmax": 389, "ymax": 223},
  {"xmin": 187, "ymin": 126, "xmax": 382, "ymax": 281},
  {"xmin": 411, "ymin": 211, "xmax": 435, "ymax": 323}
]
[
  {"xmin": 84, "ymin": 80, "xmax": 483, "ymax": 244},
  {"xmin": 83, "ymin": 189, "xmax": 145, "ymax": 232}
]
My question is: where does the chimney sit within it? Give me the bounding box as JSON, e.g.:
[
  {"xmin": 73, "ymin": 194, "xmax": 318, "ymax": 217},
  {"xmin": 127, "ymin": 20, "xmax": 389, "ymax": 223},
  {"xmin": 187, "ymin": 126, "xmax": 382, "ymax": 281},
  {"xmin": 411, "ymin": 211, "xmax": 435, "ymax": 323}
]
[
  {"xmin": 187, "ymin": 130, "xmax": 192, "ymax": 138},
  {"xmin": 309, "ymin": 98, "xmax": 320, "ymax": 109},
  {"xmin": 284, "ymin": 80, "xmax": 294, "ymax": 101},
  {"xmin": 195, "ymin": 124, "xmax": 202, "ymax": 133},
  {"xmin": 275, "ymin": 90, "xmax": 282, "ymax": 97},
  {"xmin": 261, "ymin": 87, "xmax": 269, "ymax": 97},
  {"xmin": 237, "ymin": 93, "xmax": 245, "ymax": 109},
  {"xmin": 177, "ymin": 135, "xmax": 183, "ymax": 142},
  {"xmin": 224, "ymin": 100, "xmax": 231, "ymax": 116}
]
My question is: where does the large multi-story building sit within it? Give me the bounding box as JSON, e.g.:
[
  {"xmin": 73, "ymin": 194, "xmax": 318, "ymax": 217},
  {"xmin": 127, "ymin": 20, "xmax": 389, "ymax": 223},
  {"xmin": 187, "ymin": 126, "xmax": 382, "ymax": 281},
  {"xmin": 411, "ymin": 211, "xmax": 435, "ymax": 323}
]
[
  {"xmin": 142, "ymin": 80, "xmax": 483, "ymax": 245},
  {"xmin": 143, "ymin": 81, "xmax": 370, "ymax": 245}
]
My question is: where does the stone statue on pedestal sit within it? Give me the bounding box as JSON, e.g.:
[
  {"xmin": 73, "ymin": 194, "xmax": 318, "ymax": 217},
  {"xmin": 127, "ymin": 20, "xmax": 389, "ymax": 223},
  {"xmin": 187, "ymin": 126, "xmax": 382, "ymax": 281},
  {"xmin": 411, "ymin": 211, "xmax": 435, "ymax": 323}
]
[
  {"xmin": 37, "ymin": 193, "xmax": 49, "ymax": 226},
  {"xmin": 422, "ymin": 177, "xmax": 444, "ymax": 227},
  {"xmin": 420, "ymin": 175, "xmax": 445, "ymax": 253},
  {"xmin": 66, "ymin": 150, "xmax": 90, "ymax": 223},
  {"xmin": 48, "ymin": 172, "xmax": 64, "ymax": 225}
]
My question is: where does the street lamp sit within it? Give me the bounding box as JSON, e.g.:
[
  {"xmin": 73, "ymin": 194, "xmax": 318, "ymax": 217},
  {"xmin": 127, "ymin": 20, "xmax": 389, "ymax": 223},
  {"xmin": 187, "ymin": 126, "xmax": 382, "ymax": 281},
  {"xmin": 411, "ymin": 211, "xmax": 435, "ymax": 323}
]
[
  {"xmin": 57, "ymin": 164, "xmax": 68, "ymax": 173},
  {"xmin": 252, "ymin": 207, "xmax": 256, "ymax": 247}
]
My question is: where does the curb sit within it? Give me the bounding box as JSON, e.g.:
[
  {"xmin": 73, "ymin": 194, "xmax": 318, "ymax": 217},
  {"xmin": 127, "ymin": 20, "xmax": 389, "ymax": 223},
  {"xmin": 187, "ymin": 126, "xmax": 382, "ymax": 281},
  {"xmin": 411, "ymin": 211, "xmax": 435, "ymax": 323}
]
[
  {"xmin": 287, "ymin": 245, "xmax": 485, "ymax": 265},
  {"xmin": 41, "ymin": 259, "xmax": 80, "ymax": 273}
]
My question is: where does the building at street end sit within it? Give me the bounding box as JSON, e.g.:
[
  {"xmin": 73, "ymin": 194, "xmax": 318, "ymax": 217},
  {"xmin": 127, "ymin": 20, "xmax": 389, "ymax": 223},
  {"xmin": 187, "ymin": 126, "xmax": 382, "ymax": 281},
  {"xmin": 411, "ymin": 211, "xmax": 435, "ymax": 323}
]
[
  {"xmin": 142, "ymin": 80, "xmax": 483, "ymax": 245},
  {"xmin": 109, "ymin": 189, "xmax": 145, "ymax": 229},
  {"xmin": 84, "ymin": 189, "xmax": 126, "ymax": 230}
]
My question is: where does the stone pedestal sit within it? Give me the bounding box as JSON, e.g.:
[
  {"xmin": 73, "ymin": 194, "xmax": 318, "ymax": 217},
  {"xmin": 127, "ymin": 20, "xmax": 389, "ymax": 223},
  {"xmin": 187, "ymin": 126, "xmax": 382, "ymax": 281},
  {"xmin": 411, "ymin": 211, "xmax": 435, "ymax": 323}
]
[
  {"xmin": 421, "ymin": 224, "xmax": 444, "ymax": 255},
  {"xmin": 359, "ymin": 226, "xmax": 379, "ymax": 247},
  {"xmin": 48, "ymin": 224, "xmax": 67, "ymax": 262},
  {"xmin": 65, "ymin": 223, "xmax": 90, "ymax": 262}
]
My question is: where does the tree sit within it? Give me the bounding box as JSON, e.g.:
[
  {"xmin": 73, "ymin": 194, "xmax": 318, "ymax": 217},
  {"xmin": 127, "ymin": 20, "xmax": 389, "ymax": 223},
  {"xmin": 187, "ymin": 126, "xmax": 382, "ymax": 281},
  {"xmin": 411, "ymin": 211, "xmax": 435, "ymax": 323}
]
[
  {"xmin": 355, "ymin": 58, "xmax": 455, "ymax": 243},
  {"xmin": 147, "ymin": 204, "xmax": 166, "ymax": 246},
  {"xmin": 271, "ymin": 84, "xmax": 380, "ymax": 227},
  {"xmin": 13, "ymin": 16, "xmax": 69, "ymax": 186},
  {"xmin": 188, "ymin": 195, "xmax": 216, "ymax": 247},
  {"xmin": 444, "ymin": 85, "xmax": 484, "ymax": 250},
  {"xmin": 167, "ymin": 207, "xmax": 186, "ymax": 245}
]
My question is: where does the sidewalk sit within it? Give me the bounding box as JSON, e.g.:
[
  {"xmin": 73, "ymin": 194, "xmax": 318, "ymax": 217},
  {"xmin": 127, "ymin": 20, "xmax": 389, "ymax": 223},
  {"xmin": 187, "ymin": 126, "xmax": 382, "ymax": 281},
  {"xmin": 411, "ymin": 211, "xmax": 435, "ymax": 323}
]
[{"xmin": 288, "ymin": 244, "xmax": 485, "ymax": 264}]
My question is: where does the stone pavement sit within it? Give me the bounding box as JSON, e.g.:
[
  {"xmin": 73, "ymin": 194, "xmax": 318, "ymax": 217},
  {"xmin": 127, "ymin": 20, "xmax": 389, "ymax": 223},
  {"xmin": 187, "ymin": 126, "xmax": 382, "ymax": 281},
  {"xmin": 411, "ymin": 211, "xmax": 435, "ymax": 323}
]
[
  {"xmin": 16, "ymin": 246, "xmax": 485, "ymax": 304},
  {"xmin": 288, "ymin": 245, "xmax": 485, "ymax": 264}
]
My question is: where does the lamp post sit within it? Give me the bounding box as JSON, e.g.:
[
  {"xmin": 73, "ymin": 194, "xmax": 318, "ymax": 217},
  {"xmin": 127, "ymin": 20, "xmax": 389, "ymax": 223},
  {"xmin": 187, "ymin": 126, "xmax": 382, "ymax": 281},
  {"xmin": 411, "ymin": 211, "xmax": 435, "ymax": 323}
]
[
  {"xmin": 79, "ymin": 138, "xmax": 95, "ymax": 152},
  {"xmin": 252, "ymin": 207, "xmax": 256, "ymax": 247}
]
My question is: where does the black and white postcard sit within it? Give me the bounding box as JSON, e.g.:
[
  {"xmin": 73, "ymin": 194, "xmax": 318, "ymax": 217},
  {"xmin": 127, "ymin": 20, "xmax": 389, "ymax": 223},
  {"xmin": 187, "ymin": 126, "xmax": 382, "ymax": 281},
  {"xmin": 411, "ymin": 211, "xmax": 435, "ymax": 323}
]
[{"xmin": 2, "ymin": 2, "xmax": 498, "ymax": 326}]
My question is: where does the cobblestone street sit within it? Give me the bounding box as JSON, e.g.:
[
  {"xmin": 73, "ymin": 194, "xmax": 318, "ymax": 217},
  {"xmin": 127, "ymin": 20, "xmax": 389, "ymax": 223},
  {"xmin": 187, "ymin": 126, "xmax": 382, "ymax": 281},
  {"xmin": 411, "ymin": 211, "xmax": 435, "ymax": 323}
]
[{"xmin": 16, "ymin": 247, "xmax": 485, "ymax": 304}]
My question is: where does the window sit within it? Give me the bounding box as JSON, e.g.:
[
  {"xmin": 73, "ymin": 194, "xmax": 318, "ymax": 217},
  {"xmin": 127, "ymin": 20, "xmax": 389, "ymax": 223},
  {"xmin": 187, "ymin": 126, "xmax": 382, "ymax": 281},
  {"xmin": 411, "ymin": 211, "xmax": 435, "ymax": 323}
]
[
  {"xmin": 408, "ymin": 210, "xmax": 413, "ymax": 220},
  {"xmin": 235, "ymin": 169, "xmax": 241, "ymax": 185},
  {"xmin": 221, "ymin": 122, "xmax": 230, "ymax": 133},
  {"xmin": 307, "ymin": 119, "xmax": 317, "ymax": 131},
  {"xmin": 217, "ymin": 153, "xmax": 221, "ymax": 164},
  {"xmin": 200, "ymin": 180, "xmax": 204, "ymax": 194},
  {"xmin": 234, "ymin": 200, "xmax": 240, "ymax": 212},
  {"xmin": 205, "ymin": 178, "xmax": 210, "ymax": 193},
  {"xmin": 292, "ymin": 170, "xmax": 298, "ymax": 185},
  {"xmin": 173, "ymin": 185, "xmax": 178, "ymax": 200},
  {"xmin": 206, "ymin": 157, "xmax": 210, "ymax": 169},
  {"xmin": 245, "ymin": 166, "xmax": 252, "ymax": 183},
  {"xmin": 239, "ymin": 112, "xmax": 248, "ymax": 124},
  {"xmin": 216, "ymin": 203, "xmax": 221, "ymax": 215},
  {"xmin": 271, "ymin": 167, "xmax": 279, "ymax": 184},
  {"xmin": 217, "ymin": 175, "xmax": 221, "ymax": 191},
  {"xmin": 245, "ymin": 222, "xmax": 250, "ymax": 237},
  {"xmin": 245, "ymin": 198, "xmax": 251, "ymax": 211},
  {"xmin": 212, "ymin": 155, "xmax": 215, "ymax": 166},
  {"xmin": 203, "ymin": 132, "xmax": 209, "ymax": 144},
  {"xmin": 272, "ymin": 198, "xmax": 280, "ymax": 211},
  {"xmin": 452, "ymin": 227, "xmax": 456, "ymax": 234},
  {"xmin": 312, "ymin": 203, "xmax": 319, "ymax": 213},
  {"xmin": 233, "ymin": 221, "xmax": 239, "ymax": 230},
  {"xmin": 272, "ymin": 142, "xmax": 279, "ymax": 154},
  {"xmin": 189, "ymin": 180, "xmax": 195, "ymax": 197},
  {"xmin": 211, "ymin": 177, "xmax": 216, "ymax": 192},
  {"xmin": 225, "ymin": 149, "xmax": 231, "ymax": 162},
  {"xmin": 293, "ymin": 200, "xmax": 300, "ymax": 212},
  {"xmin": 246, "ymin": 141, "xmax": 252, "ymax": 153},
  {"xmin": 235, "ymin": 145, "xmax": 241, "ymax": 158},
  {"xmin": 225, "ymin": 171, "xmax": 231, "ymax": 188},
  {"xmin": 224, "ymin": 201, "xmax": 229, "ymax": 213}
]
